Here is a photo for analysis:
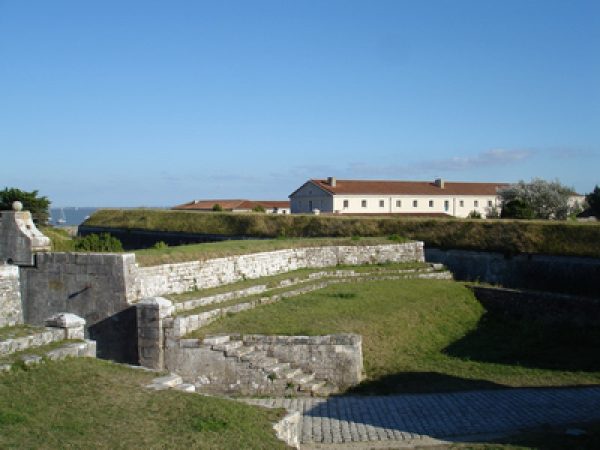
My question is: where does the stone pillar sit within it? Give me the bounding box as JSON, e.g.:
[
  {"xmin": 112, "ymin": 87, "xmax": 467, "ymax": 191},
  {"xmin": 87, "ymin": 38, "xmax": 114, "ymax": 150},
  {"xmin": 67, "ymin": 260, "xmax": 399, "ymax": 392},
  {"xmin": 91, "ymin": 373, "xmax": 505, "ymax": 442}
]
[
  {"xmin": 0, "ymin": 264, "xmax": 23, "ymax": 327},
  {"xmin": 0, "ymin": 202, "xmax": 51, "ymax": 266},
  {"xmin": 45, "ymin": 313, "xmax": 86, "ymax": 340},
  {"xmin": 137, "ymin": 297, "xmax": 173, "ymax": 370}
]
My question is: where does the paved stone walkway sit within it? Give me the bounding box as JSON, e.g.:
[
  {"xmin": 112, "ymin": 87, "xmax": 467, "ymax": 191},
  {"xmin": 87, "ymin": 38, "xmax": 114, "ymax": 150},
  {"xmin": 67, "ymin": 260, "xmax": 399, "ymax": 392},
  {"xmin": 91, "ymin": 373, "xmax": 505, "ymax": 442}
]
[{"xmin": 246, "ymin": 387, "xmax": 600, "ymax": 447}]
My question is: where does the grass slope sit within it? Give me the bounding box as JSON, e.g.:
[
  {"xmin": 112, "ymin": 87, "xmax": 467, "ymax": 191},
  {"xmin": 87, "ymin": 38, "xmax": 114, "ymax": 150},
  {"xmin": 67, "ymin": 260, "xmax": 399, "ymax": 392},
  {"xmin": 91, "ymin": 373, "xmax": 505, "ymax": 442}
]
[
  {"xmin": 84, "ymin": 209, "xmax": 600, "ymax": 258},
  {"xmin": 193, "ymin": 279, "xmax": 600, "ymax": 394},
  {"xmin": 0, "ymin": 358, "xmax": 285, "ymax": 449}
]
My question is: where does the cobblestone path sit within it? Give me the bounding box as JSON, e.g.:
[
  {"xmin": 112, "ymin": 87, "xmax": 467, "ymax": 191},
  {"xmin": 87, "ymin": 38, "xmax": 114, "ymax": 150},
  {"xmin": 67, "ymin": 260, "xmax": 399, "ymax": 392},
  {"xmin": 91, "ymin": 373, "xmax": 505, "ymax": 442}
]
[{"xmin": 246, "ymin": 387, "xmax": 600, "ymax": 447}]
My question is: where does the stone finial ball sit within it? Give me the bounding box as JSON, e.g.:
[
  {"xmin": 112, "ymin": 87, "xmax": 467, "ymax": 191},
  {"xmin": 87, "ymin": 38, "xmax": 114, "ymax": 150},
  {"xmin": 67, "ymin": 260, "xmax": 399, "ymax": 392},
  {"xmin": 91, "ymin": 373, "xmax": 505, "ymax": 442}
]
[{"xmin": 12, "ymin": 201, "xmax": 23, "ymax": 211}]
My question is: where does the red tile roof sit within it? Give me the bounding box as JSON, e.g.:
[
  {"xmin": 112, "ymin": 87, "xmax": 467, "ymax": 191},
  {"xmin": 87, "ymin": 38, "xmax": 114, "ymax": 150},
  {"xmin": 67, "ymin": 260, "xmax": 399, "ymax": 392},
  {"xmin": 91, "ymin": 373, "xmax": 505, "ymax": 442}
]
[
  {"xmin": 306, "ymin": 179, "xmax": 508, "ymax": 196},
  {"xmin": 173, "ymin": 199, "xmax": 289, "ymax": 211}
]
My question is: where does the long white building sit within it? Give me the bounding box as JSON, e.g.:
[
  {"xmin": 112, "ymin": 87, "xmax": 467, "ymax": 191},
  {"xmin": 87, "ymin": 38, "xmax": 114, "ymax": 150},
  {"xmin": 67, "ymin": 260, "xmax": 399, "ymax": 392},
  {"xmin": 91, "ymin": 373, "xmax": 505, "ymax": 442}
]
[{"xmin": 289, "ymin": 177, "xmax": 509, "ymax": 218}]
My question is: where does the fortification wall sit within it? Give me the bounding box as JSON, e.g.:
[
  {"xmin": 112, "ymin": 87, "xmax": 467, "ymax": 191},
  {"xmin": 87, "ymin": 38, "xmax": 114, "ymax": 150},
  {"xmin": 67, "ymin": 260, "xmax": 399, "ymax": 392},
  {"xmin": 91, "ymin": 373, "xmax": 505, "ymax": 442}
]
[
  {"xmin": 19, "ymin": 253, "xmax": 138, "ymax": 327},
  {"xmin": 426, "ymin": 248, "xmax": 600, "ymax": 298},
  {"xmin": 0, "ymin": 265, "xmax": 23, "ymax": 327},
  {"xmin": 136, "ymin": 242, "xmax": 424, "ymax": 298}
]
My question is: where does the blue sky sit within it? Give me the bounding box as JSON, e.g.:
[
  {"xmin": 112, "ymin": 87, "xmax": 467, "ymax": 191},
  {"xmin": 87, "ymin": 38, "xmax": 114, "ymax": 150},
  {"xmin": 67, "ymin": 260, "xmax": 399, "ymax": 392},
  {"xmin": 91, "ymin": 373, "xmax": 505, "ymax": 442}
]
[{"xmin": 1, "ymin": 0, "xmax": 598, "ymax": 206}]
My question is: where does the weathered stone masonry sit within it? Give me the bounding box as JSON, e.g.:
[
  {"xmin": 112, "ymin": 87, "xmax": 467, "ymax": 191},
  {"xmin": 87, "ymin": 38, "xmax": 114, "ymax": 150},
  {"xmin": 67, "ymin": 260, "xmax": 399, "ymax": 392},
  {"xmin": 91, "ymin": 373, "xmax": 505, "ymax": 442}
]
[
  {"xmin": 0, "ymin": 265, "xmax": 23, "ymax": 327},
  {"xmin": 136, "ymin": 242, "xmax": 425, "ymax": 298}
]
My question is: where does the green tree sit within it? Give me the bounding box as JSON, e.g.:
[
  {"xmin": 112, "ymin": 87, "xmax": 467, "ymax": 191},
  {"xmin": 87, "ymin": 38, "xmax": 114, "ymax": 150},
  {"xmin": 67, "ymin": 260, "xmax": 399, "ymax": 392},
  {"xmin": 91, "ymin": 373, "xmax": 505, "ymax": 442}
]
[
  {"xmin": 74, "ymin": 233, "xmax": 123, "ymax": 252},
  {"xmin": 0, "ymin": 187, "xmax": 50, "ymax": 224},
  {"xmin": 212, "ymin": 203, "xmax": 223, "ymax": 212},
  {"xmin": 499, "ymin": 178, "xmax": 575, "ymax": 220},
  {"xmin": 500, "ymin": 199, "xmax": 535, "ymax": 219},
  {"xmin": 252, "ymin": 204, "xmax": 266, "ymax": 213},
  {"xmin": 586, "ymin": 185, "xmax": 600, "ymax": 218}
]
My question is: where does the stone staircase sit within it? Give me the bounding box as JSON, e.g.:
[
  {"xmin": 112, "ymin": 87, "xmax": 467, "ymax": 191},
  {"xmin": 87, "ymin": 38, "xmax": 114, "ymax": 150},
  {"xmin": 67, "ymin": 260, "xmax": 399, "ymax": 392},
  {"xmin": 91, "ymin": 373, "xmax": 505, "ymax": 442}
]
[
  {"xmin": 0, "ymin": 314, "xmax": 96, "ymax": 373},
  {"xmin": 204, "ymin": 334, "xmax": 331, "ymax": 396}
]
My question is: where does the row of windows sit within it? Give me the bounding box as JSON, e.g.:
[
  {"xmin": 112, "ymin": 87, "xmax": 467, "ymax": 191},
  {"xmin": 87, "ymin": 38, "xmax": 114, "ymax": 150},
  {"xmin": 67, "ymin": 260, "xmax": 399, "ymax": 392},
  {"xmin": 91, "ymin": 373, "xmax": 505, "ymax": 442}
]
[{"xmin": 342, "ymin": 199, "xmax": 494, "ymax": 208}]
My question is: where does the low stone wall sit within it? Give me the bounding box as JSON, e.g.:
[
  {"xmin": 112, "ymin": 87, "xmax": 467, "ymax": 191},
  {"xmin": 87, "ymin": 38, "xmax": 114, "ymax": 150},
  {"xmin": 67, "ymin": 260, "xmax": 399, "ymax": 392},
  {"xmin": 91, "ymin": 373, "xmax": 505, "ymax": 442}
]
[
  {"xmin": 137, "ymin": 242, "xmax": 424, "ymax": 297},
  {"xmin": 471, "ymin": 286, "xmax": 600, "ymax": 326},
  {"xmin": 19, "ymin": 252, "xmax": 138, "ymax": 326},
  {"xmin": 243, "ymin": 334, "xmax": 363, "ymax": 388},
  {"xmin": 0, "ymin": 264, "xmax": 23, "ymax": 327}
]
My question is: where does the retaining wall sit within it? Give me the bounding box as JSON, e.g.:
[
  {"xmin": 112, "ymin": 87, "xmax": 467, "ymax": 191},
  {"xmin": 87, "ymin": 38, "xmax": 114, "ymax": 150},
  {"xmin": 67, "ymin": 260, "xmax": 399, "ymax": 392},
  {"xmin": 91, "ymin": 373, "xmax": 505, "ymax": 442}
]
[
  {"xmin": 0, "ymin": 265, "xmax": 23, "ymax": 327},
  {"xmin": 426, "ymin": 248, "xmax": 600, "ymax": 298},
  {"xmin": 471, "ymin": 286, "xmax": 600, "ymax": 326},
  {"xmin": 136, "ymin": 242, "xmax": 424, "ymax": 298},
  {"xmin": 19, "ymin": 253, "xmax": 138, "ymax": 326}
]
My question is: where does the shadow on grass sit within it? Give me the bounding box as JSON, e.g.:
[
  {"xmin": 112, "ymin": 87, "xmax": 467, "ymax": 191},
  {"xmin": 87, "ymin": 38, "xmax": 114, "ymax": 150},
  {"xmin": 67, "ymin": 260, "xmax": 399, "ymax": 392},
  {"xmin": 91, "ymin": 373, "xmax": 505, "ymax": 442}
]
[
  {"xmin": 443, "ymin": 312, "xmax": 600, "ymax": 372},
  {"xmin": 347, "ymin": 371, "xmax": 506, "ymax": 395}
]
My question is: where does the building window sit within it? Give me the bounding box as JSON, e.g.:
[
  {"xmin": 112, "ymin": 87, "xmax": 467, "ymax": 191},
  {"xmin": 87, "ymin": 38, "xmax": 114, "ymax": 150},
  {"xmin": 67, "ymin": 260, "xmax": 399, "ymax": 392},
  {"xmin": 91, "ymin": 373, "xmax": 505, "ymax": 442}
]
[
  {"xmin": 343, "ymin": 200, "xmax": 349, "ymax": 208},
  {"xmin": 309, "ymin": 200, "xmax": 313, "ymax": 210},
  {"xmin": 379, "ymin": 200, "xmax": 384, "ymax": 208},
  {"xmin": 429, "ymin": 200, "xmax": 434, "ymax": 208},
  {"xmin": 444, "ymin": 200, "xmax": 449, "ymax": 211},
  {"xmin": 396, "ymin": 200, "xmax": 401, "ymax": 208},
  {"xmin": 459, "ymin": 200, "xmax": 464, "ymax": 207},
  {"xmin": 413, "ymin": 200, "xmax": 418, "ymax": 208},
  {"xmin": 488, "ymin": 200, "xmax": 493, "ymax": 207},
  {"xmin": 362, "ymin": 200, "xmax": 367, "ymax": 208},
  {"xmin": 474, "ymin": 200, "xmax": 479, "ymax": 208}
]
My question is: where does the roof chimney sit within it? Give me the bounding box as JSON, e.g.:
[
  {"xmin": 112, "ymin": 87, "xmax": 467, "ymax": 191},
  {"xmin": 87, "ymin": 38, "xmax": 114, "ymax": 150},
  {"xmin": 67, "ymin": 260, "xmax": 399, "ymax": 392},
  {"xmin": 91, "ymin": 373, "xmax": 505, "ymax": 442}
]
[
  {"xmin": 434, "ymin": 178, "xmax": 445, "ymax": 189},
  {"xmin": 327, "ymin": 177, "xmax": 337, "ymax": 187}
]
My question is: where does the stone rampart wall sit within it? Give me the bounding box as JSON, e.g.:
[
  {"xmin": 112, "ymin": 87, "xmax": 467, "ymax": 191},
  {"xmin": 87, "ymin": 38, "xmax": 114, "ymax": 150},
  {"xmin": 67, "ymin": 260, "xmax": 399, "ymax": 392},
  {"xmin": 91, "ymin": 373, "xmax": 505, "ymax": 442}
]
[
  {"xmin": 0, "ymin": 265, "xmax": 23, "ymax": 327},
  {"xmin": 19, "ymin": 253, "xmax": 138, "ymax": 326},
  {"xmin": 471, "ymin": 286, "xmax": 600, "ymax": 326},
  {"xmin": 136, "ymin": 242, "xmax": 424, "ymax": 298}
]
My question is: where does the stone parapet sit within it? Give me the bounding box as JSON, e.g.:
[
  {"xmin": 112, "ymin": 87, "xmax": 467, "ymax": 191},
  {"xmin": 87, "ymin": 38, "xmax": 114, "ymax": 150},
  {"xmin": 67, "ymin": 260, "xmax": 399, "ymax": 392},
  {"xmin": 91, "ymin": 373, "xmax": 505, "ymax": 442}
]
[
  {"xmin": 137, "ymin": 297, "xmax": 174, "ymax": 370},
  {"xmin": 0, "ymin": 210, "xmax": 51, "ymax": 266}
]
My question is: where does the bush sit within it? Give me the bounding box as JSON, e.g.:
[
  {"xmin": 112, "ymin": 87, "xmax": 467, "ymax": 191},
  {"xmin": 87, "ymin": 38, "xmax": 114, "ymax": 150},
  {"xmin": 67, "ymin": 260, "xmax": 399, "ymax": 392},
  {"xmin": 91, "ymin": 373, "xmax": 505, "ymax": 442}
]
[
  {"xmin": 153, "ymin": 241, "xmax": 168, "ymax": 249},
  {"xmin": 252, "ymin": 205, "xmax": 266, "ymax": 213},
  {"xmin": 501, "ymin": 199, "xmax": 534, "ymax": 219},
  {"xmin": 212, "ymin": 204, "xmax": 223, "ymax": 212},
  {"xmin": 74, "ymin": 233, "xmax": 123, "ymax": 252},
  {"xmin": 467, "ymin": 210, "xmax": 482, "ymax": 219}
]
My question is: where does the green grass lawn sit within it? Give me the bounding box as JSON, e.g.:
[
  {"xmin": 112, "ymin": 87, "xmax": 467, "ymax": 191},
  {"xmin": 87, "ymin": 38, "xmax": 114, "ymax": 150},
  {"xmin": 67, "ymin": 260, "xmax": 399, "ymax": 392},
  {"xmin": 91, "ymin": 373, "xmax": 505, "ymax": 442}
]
[
  {"xmin": 192, "ymin": 279, "xmax": 600, "ymax": 394},
  {"xmin": 0, "ymin": 358, "xmax": 286, "ymax": 449}
]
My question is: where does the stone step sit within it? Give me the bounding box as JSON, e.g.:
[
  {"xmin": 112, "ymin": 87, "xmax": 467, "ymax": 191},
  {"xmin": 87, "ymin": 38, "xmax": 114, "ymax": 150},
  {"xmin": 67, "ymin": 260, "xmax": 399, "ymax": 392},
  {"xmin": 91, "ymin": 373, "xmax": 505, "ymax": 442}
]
[
  {"xmin": 281, "ymin": 367, "xmax": 303, "ymax": 379},
  {"xmin": 299, "ymin": 380, "xmax": 326, "ymax": 393},
  {"xmin": 227, "ymin": 345, "xmax": 255, "ymax": 358},
  {"xmin": 264, "ymin": 362, "xmax": 291, "ymax": 376},
  {"xmin": 248, "ymin": 356, "xmax": 279, "ymax": 368},
  {"xmin": 174, "ymin": 383, "xmax": 196, "ymax": 393},
  {"xmin": 239, "ymin": 350, "xmax": 268, "ymax": 362},
  {"xmin": 151, "ymin": 373, "xmax": 183, "ymax": 388},
  {"xmin": 292, "ymin": 372, "xmax": 315, "ymax": 385},
  {"xmin": 212, "ymin": 340, "xmax": 243, "ymax": 353},
  {"xmin": 203, "ymin": 335, "xmax": 231, "ymax": 346}
]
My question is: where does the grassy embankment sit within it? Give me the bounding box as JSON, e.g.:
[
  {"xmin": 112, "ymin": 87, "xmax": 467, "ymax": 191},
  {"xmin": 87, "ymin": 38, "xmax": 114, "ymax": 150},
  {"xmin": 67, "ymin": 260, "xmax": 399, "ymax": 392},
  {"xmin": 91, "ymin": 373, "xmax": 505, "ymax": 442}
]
[
  {"xmin": 190, "ymin": 278, "xmax": 600, "ymax": 394},
  {"xmin": 0, "ymin": 358, "xmax": 285, "ymax": 449},
  {"xmin": 84, "ymin": 208, "xmax": 600, "ymax": 258}
]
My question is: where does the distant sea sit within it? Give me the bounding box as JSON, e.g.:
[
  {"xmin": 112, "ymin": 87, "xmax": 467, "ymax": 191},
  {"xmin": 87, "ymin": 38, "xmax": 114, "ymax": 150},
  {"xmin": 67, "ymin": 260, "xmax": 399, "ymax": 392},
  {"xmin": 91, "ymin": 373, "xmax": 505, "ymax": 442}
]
[{"xmin": 48, "ymin": 207, "xmax": 99, "ymax": 226}]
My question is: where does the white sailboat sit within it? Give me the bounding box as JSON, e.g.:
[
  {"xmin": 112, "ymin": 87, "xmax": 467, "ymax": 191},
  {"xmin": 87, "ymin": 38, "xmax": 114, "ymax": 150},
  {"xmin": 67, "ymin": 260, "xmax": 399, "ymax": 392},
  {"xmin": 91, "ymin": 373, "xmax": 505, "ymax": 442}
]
[{"xmin": 57, "ymin": 208, "xmax": 67, "ymax": 225}]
